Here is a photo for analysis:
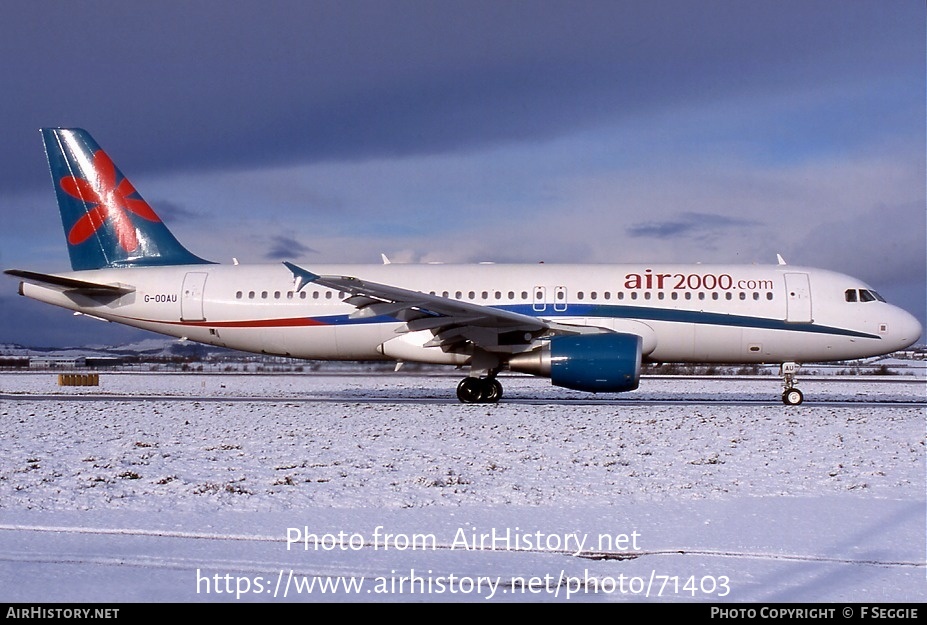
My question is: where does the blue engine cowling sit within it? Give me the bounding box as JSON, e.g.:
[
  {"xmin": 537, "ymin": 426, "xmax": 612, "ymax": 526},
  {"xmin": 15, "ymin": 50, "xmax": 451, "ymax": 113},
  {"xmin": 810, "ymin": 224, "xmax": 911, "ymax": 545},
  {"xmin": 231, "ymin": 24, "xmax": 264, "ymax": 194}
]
[{"xmin": 508, "ymin": 333, "xmax": 642, "ymax": 393}]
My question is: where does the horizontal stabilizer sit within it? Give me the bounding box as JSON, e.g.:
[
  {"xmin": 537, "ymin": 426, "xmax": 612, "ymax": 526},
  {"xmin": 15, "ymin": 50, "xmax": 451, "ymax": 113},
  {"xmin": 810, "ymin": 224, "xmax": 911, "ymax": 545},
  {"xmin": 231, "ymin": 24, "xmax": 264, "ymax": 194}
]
[{"xmin": 4, "ymin": 269, "xmax": 135, "ymax": 295}]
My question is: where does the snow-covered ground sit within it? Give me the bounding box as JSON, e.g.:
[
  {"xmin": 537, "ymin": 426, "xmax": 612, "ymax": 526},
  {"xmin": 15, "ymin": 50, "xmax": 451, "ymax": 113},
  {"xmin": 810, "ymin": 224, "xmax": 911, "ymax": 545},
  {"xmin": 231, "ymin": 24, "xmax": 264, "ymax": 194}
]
[{"xmin": 0, "ymin": 372, "xmax": 924, "ymax": 602}]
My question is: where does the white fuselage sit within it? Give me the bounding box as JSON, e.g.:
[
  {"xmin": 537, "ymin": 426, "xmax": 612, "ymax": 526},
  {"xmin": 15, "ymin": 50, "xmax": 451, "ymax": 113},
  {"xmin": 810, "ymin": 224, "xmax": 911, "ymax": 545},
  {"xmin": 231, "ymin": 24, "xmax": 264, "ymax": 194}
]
[{"xmin": 19, "ymin": 262, "xmax": 922, "ymax": 366}]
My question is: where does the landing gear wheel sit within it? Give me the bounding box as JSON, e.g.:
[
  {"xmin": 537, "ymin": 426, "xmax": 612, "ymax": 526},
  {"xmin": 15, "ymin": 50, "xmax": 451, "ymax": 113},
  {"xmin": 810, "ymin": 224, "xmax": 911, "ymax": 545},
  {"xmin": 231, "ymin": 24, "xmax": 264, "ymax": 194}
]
[
  {"xmin": 457, "ymin": 378, "xmax": 485, "ymax": 403},
  {"xmin": 456, "ymin": 378, "xmax": 504, "ymax": 403},
  {"xmin": 782, "ymin": 388, "xmax": 804, "ymax": 406},
  {"xmin": 484, "ymin": 379, "xmax": 503, "ymax": 403}
]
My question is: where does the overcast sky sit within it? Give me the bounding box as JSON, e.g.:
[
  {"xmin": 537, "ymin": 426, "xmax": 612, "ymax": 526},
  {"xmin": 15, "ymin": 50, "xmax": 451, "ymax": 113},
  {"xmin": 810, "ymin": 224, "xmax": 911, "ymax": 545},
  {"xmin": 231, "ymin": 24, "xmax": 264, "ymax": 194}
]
[{"xmin": 0, "ymin": 0, "xmax": 923, "ymax": 347}]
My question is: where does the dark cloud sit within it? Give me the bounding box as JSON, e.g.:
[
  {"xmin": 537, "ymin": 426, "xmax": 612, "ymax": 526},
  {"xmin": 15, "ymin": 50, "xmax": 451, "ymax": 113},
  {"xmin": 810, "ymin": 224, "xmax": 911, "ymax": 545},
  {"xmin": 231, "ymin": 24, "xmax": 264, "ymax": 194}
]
[
  {"xmin": 264, "ymin": 235, "xmax": 318, "ymax": 260},
  {"xmin": 1, "ymin": 1, "xmax": 923, "ymax": 346},
  {"xmin": 627, "ymin": 212, "xmax": 758, "ymax": 239},
  {"xmin": 0, "ymin": 1, "xmax": 919, "ymax": 192}
]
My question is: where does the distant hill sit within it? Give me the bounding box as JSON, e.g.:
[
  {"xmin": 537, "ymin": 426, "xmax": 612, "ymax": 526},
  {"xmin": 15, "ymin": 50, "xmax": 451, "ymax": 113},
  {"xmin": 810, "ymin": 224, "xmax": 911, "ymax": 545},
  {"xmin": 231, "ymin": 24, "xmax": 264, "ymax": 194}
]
[{"xmin": 0, "ymin": 339, "xmax": 238, "ymax": 360}]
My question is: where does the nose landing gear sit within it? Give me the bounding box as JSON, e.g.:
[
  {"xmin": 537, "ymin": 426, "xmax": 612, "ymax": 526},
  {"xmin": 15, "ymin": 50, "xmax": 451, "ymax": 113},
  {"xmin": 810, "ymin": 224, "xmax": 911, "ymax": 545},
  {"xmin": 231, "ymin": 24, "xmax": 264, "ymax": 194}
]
[{"xmin": 780, "ymin": 362, "xmax": 804, "ymax": 405}]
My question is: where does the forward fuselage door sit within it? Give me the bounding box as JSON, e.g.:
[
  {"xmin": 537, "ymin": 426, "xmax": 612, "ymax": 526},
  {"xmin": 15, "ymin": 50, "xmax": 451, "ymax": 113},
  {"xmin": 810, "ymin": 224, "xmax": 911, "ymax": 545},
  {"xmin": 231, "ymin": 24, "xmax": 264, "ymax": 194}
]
[
  {"xmin": 181, "ymin": 272, "xmax": 208, "ymax": 321},
  {"xmin": 784, "ymin": 272, "xmax": 812, "ymax": 323}
]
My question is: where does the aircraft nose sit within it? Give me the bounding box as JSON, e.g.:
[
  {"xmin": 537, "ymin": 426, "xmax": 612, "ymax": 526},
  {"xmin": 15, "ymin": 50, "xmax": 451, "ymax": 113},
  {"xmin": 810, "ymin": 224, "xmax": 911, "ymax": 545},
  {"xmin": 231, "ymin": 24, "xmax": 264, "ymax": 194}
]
[{"xmin": 892, "ymin": 308, "xmax": 923, "ymax": 350}]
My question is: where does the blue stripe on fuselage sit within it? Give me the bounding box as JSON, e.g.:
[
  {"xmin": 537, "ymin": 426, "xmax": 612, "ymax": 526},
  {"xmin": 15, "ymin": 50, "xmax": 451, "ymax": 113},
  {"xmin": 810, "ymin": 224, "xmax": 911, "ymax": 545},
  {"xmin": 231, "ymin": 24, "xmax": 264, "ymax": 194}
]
[{"xmin": 302, "ymin": 303, "xmax": 879, "ymax": 340}]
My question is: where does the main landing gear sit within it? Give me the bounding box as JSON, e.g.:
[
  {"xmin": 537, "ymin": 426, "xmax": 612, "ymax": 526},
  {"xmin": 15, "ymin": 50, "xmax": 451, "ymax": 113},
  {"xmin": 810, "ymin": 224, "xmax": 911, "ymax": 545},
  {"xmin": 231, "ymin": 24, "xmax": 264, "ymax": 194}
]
[
  {"xmin": 456, "ymin": 376, "xmax": 503, "ymax": 404},
  {"xmin": 780, "ymin": 362, "xmax": 803, "ymax": 406},
  {"xmin": 457, "ymin": 350, "xmax": 504, "ymax": 404}
]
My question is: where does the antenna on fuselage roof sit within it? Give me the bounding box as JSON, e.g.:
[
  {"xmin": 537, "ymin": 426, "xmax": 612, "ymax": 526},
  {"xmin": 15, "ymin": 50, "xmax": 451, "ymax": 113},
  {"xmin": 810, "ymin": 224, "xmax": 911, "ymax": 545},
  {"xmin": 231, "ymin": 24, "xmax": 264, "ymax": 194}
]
[{"xmin": 776, "ymin": 254, "xmax": 787, "ymax": 265}]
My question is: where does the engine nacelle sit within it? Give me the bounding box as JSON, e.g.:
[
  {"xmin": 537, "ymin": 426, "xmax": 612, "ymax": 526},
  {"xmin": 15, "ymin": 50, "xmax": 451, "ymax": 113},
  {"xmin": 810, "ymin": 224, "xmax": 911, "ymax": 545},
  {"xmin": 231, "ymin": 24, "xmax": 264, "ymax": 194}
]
[{"xmin": 508, "ymin": 333, "xmax": 642, "ymax": 393}]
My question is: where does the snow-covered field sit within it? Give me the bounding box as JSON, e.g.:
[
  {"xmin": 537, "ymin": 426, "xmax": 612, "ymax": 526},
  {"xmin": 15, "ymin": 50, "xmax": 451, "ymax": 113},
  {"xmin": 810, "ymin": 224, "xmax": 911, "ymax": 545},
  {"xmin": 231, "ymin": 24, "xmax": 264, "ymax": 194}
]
[{"xmin": 0, "ymin": 371, "xmax": 924, "ymax": 602}]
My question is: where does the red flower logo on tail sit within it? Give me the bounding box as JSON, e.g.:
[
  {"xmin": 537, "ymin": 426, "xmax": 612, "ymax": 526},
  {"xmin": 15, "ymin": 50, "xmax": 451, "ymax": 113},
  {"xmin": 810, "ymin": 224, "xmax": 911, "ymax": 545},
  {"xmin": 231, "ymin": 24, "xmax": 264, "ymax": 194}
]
[{"xmin": 61, "ymin": 150, "xmax": 160, "ymax": 252}]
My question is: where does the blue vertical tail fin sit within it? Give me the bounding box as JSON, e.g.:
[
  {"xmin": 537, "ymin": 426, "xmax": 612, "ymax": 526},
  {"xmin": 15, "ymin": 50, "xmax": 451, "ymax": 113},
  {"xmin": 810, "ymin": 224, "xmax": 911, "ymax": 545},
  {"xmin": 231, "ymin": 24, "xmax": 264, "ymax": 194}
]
[{"xmin": 42, "ymin": 128, "xmax": 213, "ymax": 270}]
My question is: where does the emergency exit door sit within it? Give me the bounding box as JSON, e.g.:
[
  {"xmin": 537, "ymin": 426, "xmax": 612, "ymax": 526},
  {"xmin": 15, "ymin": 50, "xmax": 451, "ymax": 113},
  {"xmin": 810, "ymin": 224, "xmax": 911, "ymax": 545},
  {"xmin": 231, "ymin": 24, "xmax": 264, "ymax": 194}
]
[{"xmin": 181, "ymin": 272, "xmax": 208, "ymax": 321}]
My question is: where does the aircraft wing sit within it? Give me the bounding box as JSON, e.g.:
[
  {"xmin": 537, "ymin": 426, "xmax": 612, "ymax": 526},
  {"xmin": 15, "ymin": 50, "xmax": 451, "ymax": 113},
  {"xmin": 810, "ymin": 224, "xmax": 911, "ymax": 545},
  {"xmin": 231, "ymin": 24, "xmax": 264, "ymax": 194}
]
[
  {"xmin": 4, "ymin": 269, "xmax": 135, "ymax": 296},
  {"xmin": 284, "ymin": 261, "xmax": 575, "ymax": 353}
]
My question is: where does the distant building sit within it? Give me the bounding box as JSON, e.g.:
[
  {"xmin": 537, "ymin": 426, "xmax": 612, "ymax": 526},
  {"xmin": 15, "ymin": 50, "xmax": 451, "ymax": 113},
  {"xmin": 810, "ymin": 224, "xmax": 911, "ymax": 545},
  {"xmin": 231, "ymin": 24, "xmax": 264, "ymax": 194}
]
[{"xmin": 29, "ymin": 356, "xmax": 87, "ymax": 369}]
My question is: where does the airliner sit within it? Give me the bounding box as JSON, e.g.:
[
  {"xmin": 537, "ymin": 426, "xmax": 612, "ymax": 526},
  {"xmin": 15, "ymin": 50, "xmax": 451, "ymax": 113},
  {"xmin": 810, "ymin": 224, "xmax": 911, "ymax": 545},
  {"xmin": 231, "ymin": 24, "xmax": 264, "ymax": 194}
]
[{"xmin": 5, "ymin": 129, "xmax": 922, "ymax": 404}]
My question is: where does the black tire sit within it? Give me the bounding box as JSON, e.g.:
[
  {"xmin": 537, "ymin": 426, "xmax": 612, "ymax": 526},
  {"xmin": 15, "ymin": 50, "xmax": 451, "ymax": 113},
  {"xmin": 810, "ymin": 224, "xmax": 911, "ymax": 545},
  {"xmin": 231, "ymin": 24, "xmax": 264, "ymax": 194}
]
[
  {"xmin": 483, "ymin": 379, "xmax": 503, "ymax": 403},
  {"xmin": 782, "ymin": 388, "xmax": 804, "ymax": 406},
  {"xmin": 457, "ymin": 378, "xmax": 485, "ymax": 403}
]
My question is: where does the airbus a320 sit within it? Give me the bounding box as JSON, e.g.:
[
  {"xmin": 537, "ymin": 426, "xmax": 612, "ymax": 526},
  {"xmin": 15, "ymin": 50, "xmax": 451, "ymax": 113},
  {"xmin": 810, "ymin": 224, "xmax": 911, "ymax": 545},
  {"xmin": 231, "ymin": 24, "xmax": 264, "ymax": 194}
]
[{"xmin": 6, "ymin": 129, "xmax": 922, "ymax": 404}]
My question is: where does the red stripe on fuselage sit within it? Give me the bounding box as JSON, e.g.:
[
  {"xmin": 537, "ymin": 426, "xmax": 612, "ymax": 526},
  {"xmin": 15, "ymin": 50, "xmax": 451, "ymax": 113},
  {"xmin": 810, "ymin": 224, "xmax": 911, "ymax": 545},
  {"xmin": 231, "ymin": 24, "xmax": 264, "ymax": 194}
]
[
  {"xmin": 175, "ymin": 317, "xmax": 329, "ymax": 328},
  {"xmin": 116, "ymin": 316, "xmax": 330, "ymax": 329}
]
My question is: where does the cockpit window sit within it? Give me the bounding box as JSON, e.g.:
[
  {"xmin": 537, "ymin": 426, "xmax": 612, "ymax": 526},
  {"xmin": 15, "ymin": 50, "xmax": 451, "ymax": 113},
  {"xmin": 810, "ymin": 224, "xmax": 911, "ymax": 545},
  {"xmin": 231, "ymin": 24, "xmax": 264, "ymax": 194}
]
[{"xmin": 846, "ymin": 288, "xmax": 886, "ymax": 303}]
